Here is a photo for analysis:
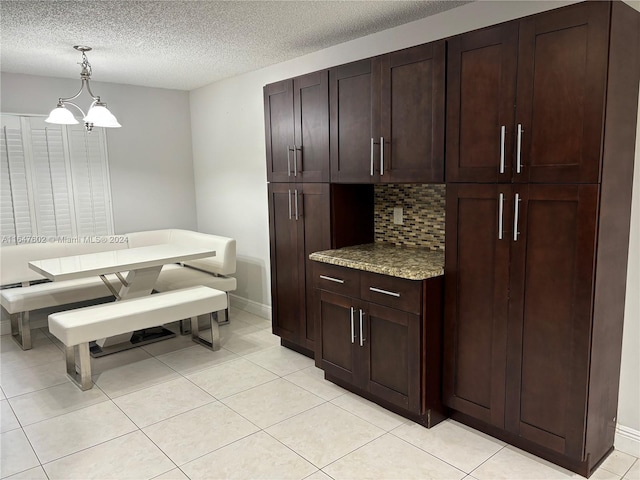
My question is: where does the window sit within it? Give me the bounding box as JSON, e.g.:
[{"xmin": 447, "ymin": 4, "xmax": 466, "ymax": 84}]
[{"xmin": 0, "ymin": 114, "xmax": 114, "ymax": 244}]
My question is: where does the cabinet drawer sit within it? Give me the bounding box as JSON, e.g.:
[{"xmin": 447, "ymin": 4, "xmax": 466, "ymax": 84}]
[
  {"xmin": 313, "ymin": 263, "xmax": 360, "ymax": 297},
  {"xmin": 360, "ymin": 272, "xmax": 422, "ymax": 314}
]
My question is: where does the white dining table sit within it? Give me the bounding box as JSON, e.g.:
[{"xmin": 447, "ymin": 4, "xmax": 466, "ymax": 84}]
[{"xmin": 29, "ymin": 243, "xmax": 216, "ymax": 355}]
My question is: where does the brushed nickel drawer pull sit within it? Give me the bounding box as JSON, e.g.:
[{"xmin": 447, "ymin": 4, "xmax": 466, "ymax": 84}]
[
  {"xmin": 498, "ymin": 192, "xmax": 504, "ymax": 240},
  {"xmin": 516, "ymin": 124, "xmax": 523, "ymax": 174},
  {"xmin": 369, "ymin": 287, "xmax": 400, "ymax": 297},
  {"xmin": 319, "ymin": 275, "xmax": 344, "ymax": 284},
  {"xmin": 370, "ymin": 137, "xmax": 375, "ymax": 176},
  {"xmin": 380, "ymin": 136, "xmax": 384, "ymax": 176},
  {"xmin": 359, "ymin": 309, "xmax": 365, "ymax": 346}
]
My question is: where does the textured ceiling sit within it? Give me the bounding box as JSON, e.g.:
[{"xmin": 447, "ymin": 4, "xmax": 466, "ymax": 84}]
[{"xmin": 0, "ymin": 0, "xmax": 470, "ymax": 91}]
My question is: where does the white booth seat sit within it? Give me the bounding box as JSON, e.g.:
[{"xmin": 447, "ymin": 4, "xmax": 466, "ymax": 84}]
[{"xmin": 1, "ymin": 229, "xmax": 237, "ymax": 350}]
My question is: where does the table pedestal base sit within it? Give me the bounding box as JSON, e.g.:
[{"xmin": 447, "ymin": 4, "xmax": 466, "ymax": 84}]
[{"xmin": 89, "ymin": 326, "xmax": 176, "ymax": 357}]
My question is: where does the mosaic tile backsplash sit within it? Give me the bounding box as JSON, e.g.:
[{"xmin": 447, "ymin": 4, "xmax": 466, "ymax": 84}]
[{"xmin": 374, "ymin": 184, "xmax": 446, "ymax": 250}]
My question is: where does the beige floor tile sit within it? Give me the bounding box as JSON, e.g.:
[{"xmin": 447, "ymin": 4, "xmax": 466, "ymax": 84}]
[
  {"xmin": 5, "ymin": 466, "xmax": 48, "ymax": 479},
  {"xmin": 1, "ymin": 399, "xmax": 20, "ymax": 432},
  {"xmin": 181, "ymin": 431, "xmax": 317, "ymax": 480},
  {"xmin": 43, "ymin": 430, "xmax": 175, "ymax": 480},
  {"xmin": 471, "ymin": 446, "xmax": 578, "ymax": 480},
  {"xmin": 601, "ymin": 451, "xmax": 639, "ymax": 477},
  {"xmin": 284, "ymin": 366, "xmax": 347, "ymax": 401},
  {"xmin": 244, "ymin": 346, "xmax": 314, "ymax": 376},
  {"xmin": 0, "ymin": 334, "xmax": 64, "ymax": 371},
  {"xmin": 222, "ymin": 378, "xmax": 325, "ymax": 429},
  {"xmin": 392, "ymin": 420, "xmax": 505, "ymax": 473},
  {"xmin": 113, "ymin": 377, "xmax": 215, "ymax": 427},
  {"xmin": 155, "ymin": 345, "xmax": 238, "ymax": 375},
  {"xmin": 8, "ymin": 381, "xmax": 108, "ymax": 426},
  {"xmin": 230, "ymin": 310, "xmax": 271, "ymax": 330},
  {"xmin": 24, "ymin": 401, "xmax": 137, "ymax": 464},
  {"xmin": 89, "ymin": 346, "xmax": 153, "ymax": 374},
  {"xmin": 151, "ymin": 468, "xmax": 189, "ymax": 480},
  {"xmin": 143, "ymin": 401, "xmax": 259, "ymax": 466},
  {"xmin": 304, "ymin": 471, "xmax": 333, "ymax": 480},
  {"xmin": 331, "ymin": 392, "xmax": 407, "ymax": 431},
  {"xmin": 221, "ymin": 328, "xmax": 281, "ymax": 355},
  {"xmin": 590, "ymin": 468, "xmax": 623, "ymax": 480},
  {"xmin": 0, "ymin": 429, "xmax": 40, "ymax": 478},
  {"xmin": 93, "ymin": 357, "xmax": 181, "ymax": 398},
  {"xmin": 1, "ymin": 387, "xmax": 6, "ymax": 400},
  {"xmin": 0, "ymin": 361, "xmax": 69, "ymax": 398},
  {"xmin": 266, "ymin": 402, "xmax": 384, "ymax": 468},
  {"xmin": 624, "ymin": 460, "xmax": 640, "ymax": 480},
  {"xmin": 186, "ymin": 358, "xmax": 278, "ymax": 399},
  {"xmin": 324, "ymin": 433, "xmax": 466, "ymax": 480}
]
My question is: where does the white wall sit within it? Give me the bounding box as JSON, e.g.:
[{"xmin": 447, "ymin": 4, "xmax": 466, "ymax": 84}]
[
  {"xmin": 190, "ymin": 0, "xmax": 640, "ymax": 454},
  {"xmin": 0, "ymin": 72, "xmax": 197, "ymax": 234}
]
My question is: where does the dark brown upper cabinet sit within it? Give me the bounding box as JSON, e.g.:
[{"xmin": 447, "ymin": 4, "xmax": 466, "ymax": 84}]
[
  {"xmin": 447, "ymin": 2, "xmax": 610, "ymax": 184},
  {"xmin": 330, "ymin": 42, "xmax": 445, "ymax": 184},
  {"xmin": 264, "ymin": 70, "xmax": 329, "ymax": 183}
]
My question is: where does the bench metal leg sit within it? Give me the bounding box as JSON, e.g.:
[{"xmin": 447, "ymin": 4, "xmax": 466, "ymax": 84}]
[
  {"xmin": 213, "ymin": 293, "xmax": 230, "ymax": 326},
  {"xmin": 180, "ymin": 318, "xmax": 192, "ymax": 335},
  {"xmin": 10, "ymin": 311, "xmax": 32, "ymax": 350},
  {"xmin": 66, "ymin": 344, "xmax": 92, "ymax": 391},
  {"xmin": 190, "ymin": 313, "xmax": 220, "ymax": 351}
]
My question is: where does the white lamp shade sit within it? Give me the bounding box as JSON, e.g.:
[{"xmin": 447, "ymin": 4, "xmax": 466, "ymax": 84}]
[
  {"xmin": 84, "ymin": 105, "xmax": 121, "ymax": 128},
  {"xmin": 45, "ymin": 105, "xmax": 79, "ymax": 125}
]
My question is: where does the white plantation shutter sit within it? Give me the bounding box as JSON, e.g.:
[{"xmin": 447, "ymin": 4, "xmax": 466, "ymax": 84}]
[
  {"xmin": 0, "ymin": 114, "xmax": 113, "ymax": 242},
  {"xmin": 0, "ymin": 116, "xmax": 34, "ymax": 239},
  {"xmin": 68, "ymin": 125, "xmax": 113, "ymax": 236},
  {"xmin": 27, "ymin": 117, "xmax": 75, "ymax": 237}
]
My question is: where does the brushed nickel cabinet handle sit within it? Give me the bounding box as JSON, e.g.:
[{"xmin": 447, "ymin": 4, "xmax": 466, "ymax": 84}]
[
  {"xmin": 287, "ymin": 146, "xmax": 291, "ymax": 177},
  {"xmin": 319, "ymin": 275, "xmax": 345, "ymax": 284},
  {"xmin": 288, "ymin": 189, "xmax": 292, "ymax": 220},
  {"xmin": 369, "ymin": 286, "xmax": 400, "ymax": 297},
  {"xmin": 359, "ymin": 309, "xmax": 365, "ymax": 346},
  {"xmin": 294, "ymin": 189, "xmax": 299, "ymax": 220},
  {"xmin": 380, "ymin": 136, "xmax": 384, "ymax": 176},
  {"xmin": 513, "ymin": 193, "xmax": 521, "ymax": 241},
  {"xmin": 516, "ymin": 124, "xmax": 523, "ymax": 174},
  {"xmin": 350, "ymin": 307, "xmax": 356, "ymax": 344},
  {"xmin": 370, "ymin": 137, "xmax": 374, "ymax": 176},
  {"xmin": 500, "ymin": 126, "xmax": 506, "ymax": 174},
  {"xmin": 498, "ymin": 192, "xmax": 504, "ymax": 240},
  {"xmin": 293, "ymin": 144, "xmax": 298, "ymax": 177}
]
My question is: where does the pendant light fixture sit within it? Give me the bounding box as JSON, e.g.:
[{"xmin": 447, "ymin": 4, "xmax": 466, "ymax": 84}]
[{"xmin": 45, "ymin": 46, "xmax": 121, "ymax": 132}]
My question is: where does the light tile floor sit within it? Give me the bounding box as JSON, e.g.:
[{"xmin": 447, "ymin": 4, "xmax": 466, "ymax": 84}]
[{"xmin": 1, "ymin": 308, "xmax": 639, "ymax": 480}]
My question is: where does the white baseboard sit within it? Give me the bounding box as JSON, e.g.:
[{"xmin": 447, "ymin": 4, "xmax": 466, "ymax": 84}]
[
  {"xmin": 616, "ymin": 424, "xmax": 640, "ymax": 457},
  {"xmin": 229, "ymin": 294, "xmax": 272, "ymax": 320}
]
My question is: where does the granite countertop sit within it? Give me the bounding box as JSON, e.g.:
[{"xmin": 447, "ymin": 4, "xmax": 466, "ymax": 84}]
[{"xmin": 309, "ymin": 243, "xmax": 444, "ymax": 281}]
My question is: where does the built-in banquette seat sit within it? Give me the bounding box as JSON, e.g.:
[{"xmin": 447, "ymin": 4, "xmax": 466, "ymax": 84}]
[{"xmin": 0, "ymin": 229, "xmax": 236, "ymax": 349}]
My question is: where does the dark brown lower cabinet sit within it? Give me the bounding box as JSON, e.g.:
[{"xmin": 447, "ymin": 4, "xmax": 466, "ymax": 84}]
[
  {"xmin": 444, "ymin": 182, "xmax": 627, "ymax": 477},
  {"xmin": 315, "ymin": 262, "xmax": 444, "ymax": 426},
  {"xmin": 268, "ymin": 183, "xmax": 331, "ymax": 355}
]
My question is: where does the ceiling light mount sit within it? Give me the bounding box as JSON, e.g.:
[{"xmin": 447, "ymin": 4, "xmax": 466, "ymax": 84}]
[{"xmin": 45, "ymin": 46, "xmax": 121, "ymax": 132}]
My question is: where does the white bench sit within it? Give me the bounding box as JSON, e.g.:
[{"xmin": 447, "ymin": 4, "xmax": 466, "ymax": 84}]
[
  {"xmin": 48, "ymin": 286, "xmax": 227, "ymax": 390},
  {"xmin": 1, "ymin": 229, "xmax": 237, "ymax": 350}
]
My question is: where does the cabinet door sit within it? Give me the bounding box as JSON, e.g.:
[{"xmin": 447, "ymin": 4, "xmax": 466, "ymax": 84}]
[
  {"xmin": 330, "ymin": 59, "xmax": 377, "ymax": 183},
  {"xmin": 318, "ymin": 290, "xmax": 359, "ymax": 386},
  {"xmin": 506, "ymin": 185, "xmax": 598, "ymax": 457},
  {"xmin": 364, "ymin": 302, "xmax": 421, "ymax": 413},
  {"xmin": 264, "ymin": 80, "xmax": 295, "ymax": 183},
  {"xmin": 515, "ymin": 2, "xmax": 609, "ymax": 183},
  {"xmin": 293, "ymin": 71, "xmax": 330, "ymax": 183},
  {"xmin": 380, "ymin": 41, "xmax": 445, "ymax": 183},
  {"xmin": 446, "ymin": 23, "xmax": 518, "ymax": 183},
  {"xmin": 268, "ymin": 183, "xmax": 300, "ymax": 342},
  {"xmin": 443, "ymin": 184, "xmax": 511, "ymax": 427},
  {"xmin": 299, "ymin": 184, "xmax": 331, "ymax": 348}
]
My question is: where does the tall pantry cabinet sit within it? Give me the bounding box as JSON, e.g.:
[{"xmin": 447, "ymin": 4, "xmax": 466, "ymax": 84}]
[
  {"xmin": 443, "ymin": 1, "xmax": 639, "ymax": 476},
  {"xmin": 265, "ymin": 71, "xmax": 373, "ymax": 355}
]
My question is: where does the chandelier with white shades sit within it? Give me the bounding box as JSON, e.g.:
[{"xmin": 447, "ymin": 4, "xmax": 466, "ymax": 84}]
[{"xmin": 45, "ymin": 46, "xmax": 121, "ymax": 132}]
